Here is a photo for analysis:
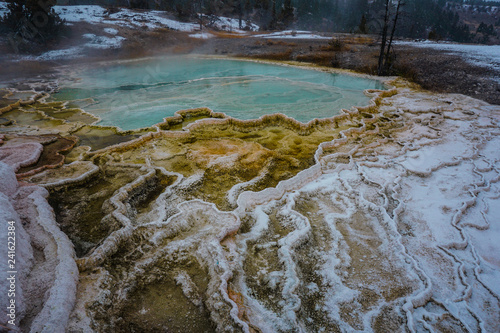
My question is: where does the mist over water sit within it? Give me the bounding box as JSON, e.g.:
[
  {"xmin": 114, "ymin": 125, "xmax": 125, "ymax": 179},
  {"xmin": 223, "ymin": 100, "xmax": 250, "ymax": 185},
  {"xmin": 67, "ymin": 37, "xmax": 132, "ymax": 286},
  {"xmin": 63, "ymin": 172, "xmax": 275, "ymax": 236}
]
[{"xmin": 54, "ymin": 57, "xmax": 385, "ymax": 130}]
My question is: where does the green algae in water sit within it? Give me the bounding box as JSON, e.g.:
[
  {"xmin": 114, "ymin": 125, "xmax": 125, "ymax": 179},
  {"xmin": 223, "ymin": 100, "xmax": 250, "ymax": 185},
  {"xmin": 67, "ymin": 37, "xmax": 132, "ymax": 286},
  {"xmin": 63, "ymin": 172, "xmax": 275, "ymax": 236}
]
[{"xmin": 54, "ymin": 57, "xmax": 385, "ymax": 130}]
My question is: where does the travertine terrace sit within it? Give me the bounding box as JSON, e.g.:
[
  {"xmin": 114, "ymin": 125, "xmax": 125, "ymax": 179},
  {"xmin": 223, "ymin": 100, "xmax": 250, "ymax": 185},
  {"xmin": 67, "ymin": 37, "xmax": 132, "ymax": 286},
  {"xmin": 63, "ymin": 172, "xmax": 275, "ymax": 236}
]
[{"xmin": 1, "ymin": 62, "xmax": 499, "ymax": 332}]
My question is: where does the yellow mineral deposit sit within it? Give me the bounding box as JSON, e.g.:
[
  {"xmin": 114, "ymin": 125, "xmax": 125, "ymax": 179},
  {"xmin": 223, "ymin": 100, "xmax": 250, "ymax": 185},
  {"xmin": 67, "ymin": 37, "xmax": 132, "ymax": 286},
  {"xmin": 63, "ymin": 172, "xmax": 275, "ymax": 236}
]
[{"xmin": 1, "ymin": 60, "xmax": 499, "ymax": 332}]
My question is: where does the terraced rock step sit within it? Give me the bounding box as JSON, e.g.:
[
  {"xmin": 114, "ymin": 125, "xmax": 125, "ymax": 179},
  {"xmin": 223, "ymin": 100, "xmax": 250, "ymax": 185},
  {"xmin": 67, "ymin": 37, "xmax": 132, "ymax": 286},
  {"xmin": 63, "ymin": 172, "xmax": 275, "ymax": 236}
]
[{"xmin": 1, "ymin": 69, "xmax": 500, "ymax": 332}]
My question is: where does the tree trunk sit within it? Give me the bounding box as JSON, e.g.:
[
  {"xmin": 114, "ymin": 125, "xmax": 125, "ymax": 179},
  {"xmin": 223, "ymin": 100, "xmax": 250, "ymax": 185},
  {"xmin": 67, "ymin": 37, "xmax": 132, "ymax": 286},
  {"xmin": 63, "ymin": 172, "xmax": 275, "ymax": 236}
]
[
  {"xmin": 198, "ymin": 0, "xmax": 203, "ymax": 31},
  {"xmin": 384, "ymin": 0, "xmax": 403, "ymax": 74},
  {"xmin": 238, "ymin": 0, "xmax": 243, "ymax": 30},
  {"xmin": 377, "ymin": 0, "xmax": 390, "ymax": 76}
]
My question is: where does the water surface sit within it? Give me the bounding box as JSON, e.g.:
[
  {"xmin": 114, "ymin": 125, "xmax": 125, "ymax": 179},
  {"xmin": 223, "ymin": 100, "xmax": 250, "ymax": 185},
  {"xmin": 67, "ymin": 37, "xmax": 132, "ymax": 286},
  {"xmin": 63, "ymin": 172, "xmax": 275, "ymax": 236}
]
[{"xmin": 55, "ymin": 57, "xmax": 385, "ymax": 130}]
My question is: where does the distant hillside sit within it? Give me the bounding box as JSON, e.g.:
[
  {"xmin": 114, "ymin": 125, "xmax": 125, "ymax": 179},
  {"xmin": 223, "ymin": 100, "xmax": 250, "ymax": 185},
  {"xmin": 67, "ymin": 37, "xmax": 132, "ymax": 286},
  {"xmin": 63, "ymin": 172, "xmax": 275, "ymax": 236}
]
[{"xmin": 449, "ymin": 2, "xmax": 500, "ymax": 43}]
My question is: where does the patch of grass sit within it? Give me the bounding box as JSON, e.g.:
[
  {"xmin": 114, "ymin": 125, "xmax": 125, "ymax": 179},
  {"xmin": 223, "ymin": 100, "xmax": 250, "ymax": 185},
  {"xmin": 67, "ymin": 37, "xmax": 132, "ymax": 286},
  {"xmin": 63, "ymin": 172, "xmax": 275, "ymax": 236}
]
[
  {"xmin": 344, "ymin": 36, "xmax": 375, "ymax": 45},
  {"xmin": 393, "ymin": 62, "xmax": 419, "ymax": 82},
  {"xmin": 328, "ymin": 37, "xmax": 344, "ymax": 51},
  {"xmin": 252, "ymin": 49, "xmax": 293, "ymax": 61},
  {"xmin": 150, "ymin": 27, "xmax": 173, "ymax": 35},
  {"xmin": 212, "ymin": 31, "xmax": 247, "ymax": 38},
  {"xmin": 296, "ymin": 52, "xmax": 335, "ymax": 67},
  {"xmin": 264, "ymin": 40, "xmax": 298, "ymax": 47},
  {"xmin": 356, "ymin": 64, "xmax": 378, "ymax": 75}
]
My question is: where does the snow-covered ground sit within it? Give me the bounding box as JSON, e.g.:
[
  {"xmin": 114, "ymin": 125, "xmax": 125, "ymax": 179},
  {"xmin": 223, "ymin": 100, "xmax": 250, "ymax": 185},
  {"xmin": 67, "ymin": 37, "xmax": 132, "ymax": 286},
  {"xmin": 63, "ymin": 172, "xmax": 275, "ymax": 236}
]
[
  {"xmin": 53, "ymin": 5, "xmax": 259, "ymax": 33},
  {"xmin": 253, "ymin": 30, "xmax": 331, "ymax": 39},
  {"xmin": 55, "ymin": 5, "xmax": 107, "ymax": 24},
  {"xmin": 103, "ymin": 27, "xmax": 118, "ymax": 35},
  {"xmin": 397, "ymin": 40, "xmax": 500, "ymax": 77},
  {"xmin": 205, "ymin": 15, "xmax": 259, "ymax": 33},
  {"xmin": 0, "ymin": 3, "xmax": 263, "ymax": 60},
  {"xmin": 56, "ymin": 5, "xmax": 200, "ymax": 31},
  {"xmin": 0, "ymin": 3, "xmax": 259, "ymax": 33},
  {"xmin": 82, "ymin": 33, "xmax": 125, "ymax": 49},
  {"xmin": 23, "ymin": 33, "xmax": 125, "ymax": 61},
  {"xmin": 29, "ymin": 46, "xmax": 84, "ymax": 61},
  {"xmin": 0, "ymin": 3, "xmax": 262, "ymax": 60}
]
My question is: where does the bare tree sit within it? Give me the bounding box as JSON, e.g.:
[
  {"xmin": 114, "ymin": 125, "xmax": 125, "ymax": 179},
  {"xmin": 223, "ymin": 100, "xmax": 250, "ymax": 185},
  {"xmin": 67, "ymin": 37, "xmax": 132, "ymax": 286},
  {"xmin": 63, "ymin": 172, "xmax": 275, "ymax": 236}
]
[
  {"xmin": 378, "ymin": 0, "xmax": 404, "ymax": 76},
  {"xmin": 384, "ymin": 0, "xmax": 403, "ymax": 71},
  {"xmin": 377, "ymin": 0, "xmax": 391, "ymax": 76},
  {"xmin": 197, "ymin": 0, "xmax": 204, "ymax": 30},
  {"xmin": 237, "ymin": 0, "xmax": 243, "ymax": 30}
]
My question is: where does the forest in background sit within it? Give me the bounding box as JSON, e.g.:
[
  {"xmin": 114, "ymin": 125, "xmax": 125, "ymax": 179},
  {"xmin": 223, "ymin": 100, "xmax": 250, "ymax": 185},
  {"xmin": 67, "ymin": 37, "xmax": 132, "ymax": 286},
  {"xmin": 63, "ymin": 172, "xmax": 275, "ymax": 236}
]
[
  {"xmin": 2, "ymin": 0, "xmax": 499, "ymax": 44},
  {"xmin": 53, "ymin": 0, "xmax": 499, "ymax": 42}
]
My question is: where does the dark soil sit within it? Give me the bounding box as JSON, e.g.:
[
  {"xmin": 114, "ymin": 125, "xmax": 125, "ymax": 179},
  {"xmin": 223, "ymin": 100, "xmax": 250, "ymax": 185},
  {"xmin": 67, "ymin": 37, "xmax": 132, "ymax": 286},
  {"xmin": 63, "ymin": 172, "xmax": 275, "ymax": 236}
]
[{"xmin": 393, "ymin": 46, "xmax": 500, "ymax": 104}]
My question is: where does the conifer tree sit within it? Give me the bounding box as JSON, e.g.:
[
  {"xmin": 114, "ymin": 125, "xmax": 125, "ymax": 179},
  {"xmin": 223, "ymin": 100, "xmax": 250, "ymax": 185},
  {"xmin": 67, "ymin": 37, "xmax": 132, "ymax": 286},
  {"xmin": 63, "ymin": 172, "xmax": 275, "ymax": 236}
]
[
  {"xmin": 270, "ymin": 0, "xmax": 277, "ymax": 29},
  {"xmin": 281, "ymin": 0, "xmax": 294, "ymax": 27},
  {"xmin": 1, "ymin": 0, "xmax": 64, "ymax": 51}
]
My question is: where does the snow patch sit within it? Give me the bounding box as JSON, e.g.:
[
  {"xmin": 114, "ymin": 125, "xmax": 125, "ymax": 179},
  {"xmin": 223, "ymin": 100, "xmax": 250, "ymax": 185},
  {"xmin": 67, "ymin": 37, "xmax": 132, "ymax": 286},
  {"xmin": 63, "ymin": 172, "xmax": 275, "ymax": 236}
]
[
  {"xmin": 253, "ymin": 30, "xmax": 331, "ymax": 39},
  {"xmin": 104, "ymin": 27, "xmax": 119, "ymax": 35},
  {"xmin": 83, "ymin": 33, "xmax": 125, "ymax": 49},
  {"xmin": 54, "ymin": 5, "xmax": 107, "ymax": 23},
  {"xmin": 396, "ymin": 40, "xmax": 500, "ymax": 75},
  {"xmin": 107, "ymin": 8, "xmax": 199, "ymax": 31},
  {"xmin": 54, "ymin": 5, "xmax": 198, "ymax": 32},
  {"xmin": 204, "ymin": 15, "xmax": 259, "ymax": 32},
  {"xmin": 23, "ymin": 34, "xmax": 125, "ymax": 61},
  {"xmin": 189, "ymin": 32, "xmax": 215, "ymax": 39},
  {"xmin": 53, "ymin": 5, "xmax": 258, "ymax": 33},
  {"xmin": 33, "ymin": 47, "xmax": 84, "ymax": 61}
]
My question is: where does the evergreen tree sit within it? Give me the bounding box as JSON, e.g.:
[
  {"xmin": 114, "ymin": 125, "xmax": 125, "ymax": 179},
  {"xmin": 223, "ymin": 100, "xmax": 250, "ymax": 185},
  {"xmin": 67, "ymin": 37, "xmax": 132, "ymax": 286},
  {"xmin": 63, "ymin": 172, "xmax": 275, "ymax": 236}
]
[
  {"xmin": 129, "ymin": 0, "xmax": 149, "ymax": 9},
  {"xmin": 281, "ymin": 0, "xmax": 294, "ymax": 27},
  {"xmin": 270, "ymin": 0, "xmax": 277, "ymax": 29},
  {"xmin": 358, "ymin": 14, "xmax": 368, "ymax": 33},
  {"xmin": 2, "ymin": 0, "xmax": 24, "ymax": 29},
  {"xmin": 236, "ymin": 0, "xmax": 243, "ymax": 29},
  {"xmin": 477, "ymin": 22, "xmax": 495, "ymax": 35},
  {"xmin": 1, "ymin": 0, "xmax": 64, "ymax": 52}
]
